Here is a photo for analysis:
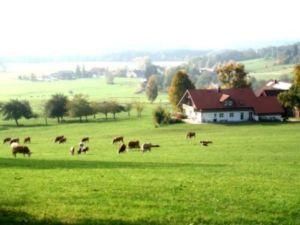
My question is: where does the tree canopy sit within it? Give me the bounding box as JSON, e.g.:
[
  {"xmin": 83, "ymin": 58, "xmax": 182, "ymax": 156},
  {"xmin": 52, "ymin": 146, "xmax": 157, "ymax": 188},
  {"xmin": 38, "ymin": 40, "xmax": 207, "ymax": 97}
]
[
  {"xmin": 44, "ymin": 94, "xmax": 68, "ymax": 123},
  {"xmin": 168, "ymin": 70, "xmax": 195, "ymax": 110},
  {"xmin": 146, "ymin": 75, "xmax": 158, "ymax": 103},
  {"xmin": 217, "ymin": 61, "xmax": 251, "ymax": 88},
  {"xmin": 1, "ymin": 99, "xmax": 34, "ymax": 126},
  {"xmin": 68, "ymin": 94, "xmax": 93, "ymax": 122}
]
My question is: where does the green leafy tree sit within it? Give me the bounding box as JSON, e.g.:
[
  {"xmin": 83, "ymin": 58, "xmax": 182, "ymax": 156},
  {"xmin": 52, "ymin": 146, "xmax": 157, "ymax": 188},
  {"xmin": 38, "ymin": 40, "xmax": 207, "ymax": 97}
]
[
  {"xmin": 217, "ymin": 61, "xmax": 251, "ymax": 88},
  {"xmin": 109, "ymin": 101, "xmax": 125, "ymax": 119},
  {"xmin": 294, "ymin": 64, "xmax": 300, "ymax": 85},
  {"xmin": 146, "ymin": 75, "xmax": 158, "ymax": 103},
  {"xmin": 1, "ymin": 100, "xmax": 34, "ymax": 126},
  {"xmin": 168, "ymin": 70, "xmax": 195, "ymax": 110},
  {"xmin": 45, "ymin": 93, "xmax": 68, "ymax": 123},
  {"xmin": 98, "ymin": 101, "xmax": 111, "ymax": 120},
  {"xmin": 124, "ymin": 103, "xmax": 133, "ymax": 117},
  {"xmin": 68, "ymin": 94, "xmax": 93, "ymax": 122}
]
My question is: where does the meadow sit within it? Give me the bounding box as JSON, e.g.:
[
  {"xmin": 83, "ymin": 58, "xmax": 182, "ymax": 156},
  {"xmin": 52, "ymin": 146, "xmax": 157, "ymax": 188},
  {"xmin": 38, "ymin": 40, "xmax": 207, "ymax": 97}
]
[
  {"xmin": 0, "ymin": 62, "xmax": 299, "ymax": 225},
  {"xmin": 241, "ymin": 58, "xmax": 294, "ymax": 80},
  {"xmin": 0, "ymin": 110, "xmax": 300, "ymax": 225}
]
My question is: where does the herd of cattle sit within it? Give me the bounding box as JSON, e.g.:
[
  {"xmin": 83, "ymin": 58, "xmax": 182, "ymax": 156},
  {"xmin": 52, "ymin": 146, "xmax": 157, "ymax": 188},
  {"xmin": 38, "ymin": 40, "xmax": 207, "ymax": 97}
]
[{"xmin": 2, "ymin": 132, "xmax": 212, "ymax": 158}]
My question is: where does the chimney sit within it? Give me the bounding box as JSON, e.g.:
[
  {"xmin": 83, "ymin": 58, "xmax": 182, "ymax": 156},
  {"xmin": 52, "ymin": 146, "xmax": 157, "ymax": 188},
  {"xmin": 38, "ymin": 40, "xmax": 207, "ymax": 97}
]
[
  {"xmin": 217, "ymin": 86, "xmax": 221, "ymax": 93},
  {"xmin": 274, "ymin": 79, "xmax": 278, "ymax": 84}
]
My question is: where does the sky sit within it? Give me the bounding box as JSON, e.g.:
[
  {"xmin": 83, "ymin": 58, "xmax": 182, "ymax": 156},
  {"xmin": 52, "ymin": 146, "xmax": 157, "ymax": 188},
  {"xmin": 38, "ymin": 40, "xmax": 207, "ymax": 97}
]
[{"xmin": 0, "ymin": 0, "xmax": 300, "ymax": 56}]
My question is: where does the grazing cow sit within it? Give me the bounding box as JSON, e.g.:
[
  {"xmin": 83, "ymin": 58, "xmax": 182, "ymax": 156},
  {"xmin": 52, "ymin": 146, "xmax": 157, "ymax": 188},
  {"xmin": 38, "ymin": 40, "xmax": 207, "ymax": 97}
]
[
  {"xmin": 59, "ymin": 137, "xmax": 67, "ymax": 144},
  {"xmin": 186, "ymin": 132, "xmax": 196, "ymax": 139},
  {"xmin": 10, "ymin": 138, "xmax": 20, "ymax": 145},
  {"xmin": 118, "ymin": 144, "xmax": 127, "ymax": 154},
  {"xmin": 128, "ymin": 140, "xmax": 140, "ymax": 149},
  {"xmin": 70, "ymin": 146, "xmax": 75, "ymax": 155},
  {"xmin": 200, "ymin": 141, "xmax": 213, "ymax": 146},
  {"xmin": 112, "ymin": 136, "xmax": 124, "ymax": 144},
  {"xmin": 81, "ymin": 137, "xmax": 89, "ymax": 142},
  {"xmin": 54, "ymin": 135, "xmax": 64, "ymax": 143},
  {"xmin": 24, "ymin": 137, "xmax": 31, "ymax": 144},
  {"xmin": 141, "ymin": 143, "xmax": 160, "ymax": 152},
  {"xmin": 12, "ymin": 145, "xmax": 31, "ymax": 157},
  {"xmin": 3, "ymin": 137, "xmax": 11, "ymax": 144},
  {"xmin": 81, "ymin": 146, "xmax": 89, "ymax": 154}
]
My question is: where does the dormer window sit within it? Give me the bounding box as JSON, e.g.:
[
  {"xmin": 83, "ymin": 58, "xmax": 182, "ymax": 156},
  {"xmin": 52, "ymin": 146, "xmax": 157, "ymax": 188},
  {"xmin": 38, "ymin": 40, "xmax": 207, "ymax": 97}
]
[{"xmin": 224, "ymin": 100, "xmax": 233, "ymax": 107}]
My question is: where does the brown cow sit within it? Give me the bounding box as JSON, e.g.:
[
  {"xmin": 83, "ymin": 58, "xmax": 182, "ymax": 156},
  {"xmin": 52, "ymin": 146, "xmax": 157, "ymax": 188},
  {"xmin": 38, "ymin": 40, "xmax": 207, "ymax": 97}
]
[
  {"xmin": 10, "ymin": 138, "xmax": 19, "ymax": 145},
  {"xmin": 113, "ymin": 136, "xmax": 124, "ymax": 144},
  {"xmin": 59, "ymin": 137, "xmax": 67, "ymax": 144},
  {"xmin": 12, "ymin": 145, "xmax": 31, "ymax": 157},
  {"xmin": 128, "ymin": 140, "xmax": 140, "ymax": 149},
  {"xmin": 186, "ymin": 132, "xmax": 196, "ymax": 139},
  {"xmin": 141, "ymin": 143, "xmax": 160, "ymax": 152},
  {"xmin": 3, "ymin": 137, "xmax": 11, "ymax": 144},
  {"xmin": 200, "ymin": 141, "xmax": 213, "ymax": 146},
  {"xmin": 24, "ymin": 137, "xmax": 31, "ymax": 144},
  {"xmin": 81, "ymin": 137, "xmax": 89, "ymax": 142},
  {"xmin": 54, "ymin": 135, "xmax": 64, "ymax": 143},
  {"xmin": 118, "ymin": 144, "xmax": 126, "ymax": 154}
]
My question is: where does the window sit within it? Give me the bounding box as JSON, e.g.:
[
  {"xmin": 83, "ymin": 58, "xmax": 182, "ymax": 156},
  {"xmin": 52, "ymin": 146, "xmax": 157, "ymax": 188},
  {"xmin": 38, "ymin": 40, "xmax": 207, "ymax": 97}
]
[
  {"xmin": 229, "ymin": 112, "xmax": 234, "ymax": 117},
  {"xmin": 219, "ymin": 113, "xmax": 224, "ymax": 118},
  {"xmin": 224, "ymin": 100, "xmax": 233, "ymax": 107}
]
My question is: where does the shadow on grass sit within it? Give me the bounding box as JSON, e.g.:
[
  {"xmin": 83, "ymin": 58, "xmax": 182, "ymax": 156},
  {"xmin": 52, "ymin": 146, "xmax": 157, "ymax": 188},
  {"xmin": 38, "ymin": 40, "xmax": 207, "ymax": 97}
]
[
  {"xmin": 0, "ymin": 208, "xmax": 162, "ymax": 225},
  {"xmin": 0, "ymin": 158, "xmax": 228, "ymax": 170}
]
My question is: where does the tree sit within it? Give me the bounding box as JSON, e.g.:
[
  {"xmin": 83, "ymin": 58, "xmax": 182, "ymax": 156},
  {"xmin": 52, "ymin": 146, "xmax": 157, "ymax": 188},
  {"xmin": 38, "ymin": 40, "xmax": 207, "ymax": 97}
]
[
  {"xmin": 105, "ymin": 73, "xmax": 115, "ymax": 84},
  {"xmin": 75, "ymin": 65, "xmax": 82, "ymax": 78},
  {"xmin": 294, "ymin": 64, "xmax": 300, "ymax": 85},
  {"xmin": 98, "ymin": 101, "xmax": 111, "ymax": 120},
  {"xmin": 109, "ymin": 101, "xmax": 125, "ymax": 119},
  {"xmin": 168, "ymin": 70, "xmax": 195, "ymax": 110},
  {"xmin": 278, "ymin": 65, "xmax": 300, "ymax": 114},
  {"xmin": 124, "ymin": 103, "xmax": 133, "ymax": 117},
  {"xmin": 44, "ymin": 94, "xmax": 68, "ymax": 123},
  {"xmin": 216, "ymin": 61, "xmax": 251, "ymax": 88},
  {"xmin": 146, "ymin": 75, "xmax": 158, "ymax": 103},
  {"xmin": 68, "ymin": 94, "xmax": 93, "ymax": 122},
  {"xmin": 134, "ymin": 101, "xmax": 144, "ymax": 118},
  {"xmin": 1, "ymin": 100, "xmax": 34, "ymax": 126}
]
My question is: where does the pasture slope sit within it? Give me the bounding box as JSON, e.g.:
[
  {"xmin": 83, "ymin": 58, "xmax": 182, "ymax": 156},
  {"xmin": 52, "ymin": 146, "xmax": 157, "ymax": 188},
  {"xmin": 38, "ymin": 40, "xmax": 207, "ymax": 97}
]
[{"xmin": 0, "ymin": 112, "xmax": 300, "ymax": 225}]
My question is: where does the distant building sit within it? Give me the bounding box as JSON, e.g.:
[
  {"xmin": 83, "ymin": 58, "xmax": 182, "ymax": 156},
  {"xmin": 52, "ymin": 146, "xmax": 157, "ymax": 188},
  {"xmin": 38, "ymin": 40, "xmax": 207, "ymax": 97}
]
[
  {"xmin": 178, "ymin": 87, "xmax": 284, "ymax": 123},
  {"xmin": 126, "ymin": 69, "xmax": 145, "ymax": 78},
  {"xmin": 255, "ymin": 80, "xmax": 292, "ymax": 97}
]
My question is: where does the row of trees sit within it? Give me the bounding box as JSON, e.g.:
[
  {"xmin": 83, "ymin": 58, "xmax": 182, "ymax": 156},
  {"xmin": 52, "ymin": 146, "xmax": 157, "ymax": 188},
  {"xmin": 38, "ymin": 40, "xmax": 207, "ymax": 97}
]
[{"xmin": 0, "ymin": 94, "xmax": 145, "ymax": 126}]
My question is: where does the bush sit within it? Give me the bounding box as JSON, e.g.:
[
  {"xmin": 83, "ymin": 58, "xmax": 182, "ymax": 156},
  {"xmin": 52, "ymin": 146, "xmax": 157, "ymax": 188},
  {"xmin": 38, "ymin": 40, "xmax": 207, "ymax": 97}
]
[{"xmin": 153, "ymin": 106, "xmax": 170, "ymax": 126}]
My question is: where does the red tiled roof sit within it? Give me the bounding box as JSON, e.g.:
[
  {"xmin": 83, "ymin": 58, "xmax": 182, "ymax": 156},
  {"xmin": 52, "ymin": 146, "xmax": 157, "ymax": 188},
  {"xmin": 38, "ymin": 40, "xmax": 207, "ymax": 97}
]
[{"xmin": 182, "ymin": 88, "xmax": 284, "ymax": 115}]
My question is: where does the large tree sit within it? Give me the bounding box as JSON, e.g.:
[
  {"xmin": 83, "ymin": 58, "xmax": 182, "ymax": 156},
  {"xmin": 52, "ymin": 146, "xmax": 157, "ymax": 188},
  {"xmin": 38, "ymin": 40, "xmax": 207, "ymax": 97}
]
[
  {"xmin": 146, "ymin": 75, "xmax": 158, "ymax": 103},
  {"xmin": 45, "ymin": 94, "xmax": 68, "ymax": 123},
  {"xmin": 278, "ymin": 65, "xmax": 300, "ymax": 114},
  {"xmin": 68, "ymin": 94, "xmax": 93, "ymax": 122},
  {"xmin": 1, "ymin": 100, "xmax": 34, "ymax": 126},
  {"xmin": 168, "ymin": 70, "xmax": 195, "ymax": 110},
  {"xmin": 216, "ymin": 61, "xmax": 251, "ymax": 88}
]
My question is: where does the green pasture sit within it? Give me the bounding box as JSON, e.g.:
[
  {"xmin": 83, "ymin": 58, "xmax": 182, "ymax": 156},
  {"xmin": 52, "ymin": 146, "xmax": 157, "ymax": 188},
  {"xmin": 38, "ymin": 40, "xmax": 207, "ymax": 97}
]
[{"xmin": 0, "ymin": 111, "xmax": 299, "ymax": 225}]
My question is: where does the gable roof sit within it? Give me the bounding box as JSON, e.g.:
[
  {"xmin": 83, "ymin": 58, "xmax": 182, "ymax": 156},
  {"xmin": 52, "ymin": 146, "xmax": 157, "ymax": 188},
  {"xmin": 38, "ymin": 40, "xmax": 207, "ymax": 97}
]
[
  {"xmin": 255, "ymin": 80, "xmax": 292, "ymax": 97},
  {"xmin": 179, "ymin": 87, "xmax": 284, "ymax": 115}
]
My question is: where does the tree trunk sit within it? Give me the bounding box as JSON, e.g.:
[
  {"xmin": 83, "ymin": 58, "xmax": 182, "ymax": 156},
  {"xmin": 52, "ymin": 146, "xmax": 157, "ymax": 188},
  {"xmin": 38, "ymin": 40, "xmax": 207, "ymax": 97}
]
[
  {"xmin": 113, "ymin": 113, "xmax": 116, "ymax": 119},
  {"xmin": 79, "ymin": 116, "xmax": 82, "ymax": 122},
  {"xmin": 57, "ymin": 117, "xmax": 60, "ymax": 123},
  {"xmin": 105, "ymin": 113, "xmax": 108, "ymax": 120},
  {"xmin": 14, "ymin": 118, "xmax": 19, "ymax": 126},
  {"xmin": 44, "ymin": 117, "xmax": 48, "ymax": 126},
  {"xmin": 85, "ymin": 115, "xmax": 88, "ymax": 121}
]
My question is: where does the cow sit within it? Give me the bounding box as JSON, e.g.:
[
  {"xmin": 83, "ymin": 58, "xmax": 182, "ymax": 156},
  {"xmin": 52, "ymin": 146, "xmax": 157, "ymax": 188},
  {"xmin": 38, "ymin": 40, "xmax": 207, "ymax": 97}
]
[
  {"xmin": 200, "ymin": 141, "xmax": 213, "ymax": 146},
  {"xmin": 186, "ymin": 132, "xmax": 196, "ymax": 139},
  {"xmin": 12, "ymin": 145, "xmax": 31, "ymax": 158},
  {"xmin": 78, "ymin": 146, "xmax": 89, "ymax": 154},
  {"xmin": 141, "ymin": 143, "xmax": 160, "ymax": 153},
  {"xmin": 70, "ymin": 146, "xmax": 75, "ymax": 155},
  {"xmin": 3, "ymin": 137, "xmax": 11, "ymax": 144},
  {"xmin": 81, "ymin": 137, "xmax": 89, "ymax": 142},
  {"xmin": 10, "ymin": 138, "xmax": 19, "ymax": 145},
  {"xmin": 112, "ymin": 136, "xmax": 124, "ymax": 144},
  {"xmin": 118, "ymin": 144, "xmax": 126, "ymax": 154},
  {"xmin": 128, "ymin": 140, "xmax": 140, "ymax": 149},
  {"xmin": 54, "ymin": 135, "xmax": 64, "ymax": 143},
  {"xmin": 24, "ymin": 137, "xmax": 31, "ymax": 144},
  {"xmin": 59, "ymin": 137, "xmax": 67, "ymax": 144}
]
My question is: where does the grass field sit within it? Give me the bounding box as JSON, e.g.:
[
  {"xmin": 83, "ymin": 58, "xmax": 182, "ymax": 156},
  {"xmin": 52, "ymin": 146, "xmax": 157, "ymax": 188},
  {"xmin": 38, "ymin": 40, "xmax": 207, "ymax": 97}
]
[
  {"xmin": 0, "ymin": 110, "xmax": 300, "ymax": 225},
  {"xmin": 240, "ymin": 58, "xmax": 294, "ymax": 80}
]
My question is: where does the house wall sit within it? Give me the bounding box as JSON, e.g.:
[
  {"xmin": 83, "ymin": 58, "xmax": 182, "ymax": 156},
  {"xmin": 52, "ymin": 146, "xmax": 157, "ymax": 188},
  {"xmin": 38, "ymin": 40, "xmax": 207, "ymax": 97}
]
[
  {"xmin": 258, "ymin": 115, "xmax": 283, "ymax": 121},
  {"xmin": 201, "ymin": 111, "xmax": 252, "ymax": 123}
]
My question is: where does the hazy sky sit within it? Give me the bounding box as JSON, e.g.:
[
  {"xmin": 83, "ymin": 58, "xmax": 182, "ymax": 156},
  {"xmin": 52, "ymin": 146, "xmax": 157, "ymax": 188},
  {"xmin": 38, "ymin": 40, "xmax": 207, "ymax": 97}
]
[{"xmin": 0, "ymin": 0, "xmax": 299, "ymax": 56}]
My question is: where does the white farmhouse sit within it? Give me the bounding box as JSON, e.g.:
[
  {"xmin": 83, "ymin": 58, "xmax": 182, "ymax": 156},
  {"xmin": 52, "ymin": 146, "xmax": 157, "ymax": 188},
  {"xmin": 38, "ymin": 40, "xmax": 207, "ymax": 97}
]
[{"xmin": 178, "ymin": 88, "xmax": 284, "ymax": 123}]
